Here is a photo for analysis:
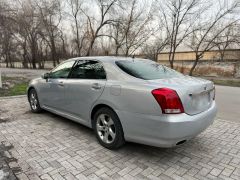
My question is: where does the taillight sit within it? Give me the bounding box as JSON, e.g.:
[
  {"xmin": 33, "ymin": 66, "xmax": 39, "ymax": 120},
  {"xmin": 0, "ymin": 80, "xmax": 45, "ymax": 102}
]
[{"xmin": 151, "ymin": 88, "xmax": 184, "ymax": 114}]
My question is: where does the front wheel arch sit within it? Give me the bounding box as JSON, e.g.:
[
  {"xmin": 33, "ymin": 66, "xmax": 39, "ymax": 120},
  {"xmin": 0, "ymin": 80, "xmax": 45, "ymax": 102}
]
[
  {"xmin": 27, "ymin": 87, "xmax": 35, "ymax": 102},
  {"xmin": 28, "ymin": 87, "xmax": 42, "ymax": 113}
]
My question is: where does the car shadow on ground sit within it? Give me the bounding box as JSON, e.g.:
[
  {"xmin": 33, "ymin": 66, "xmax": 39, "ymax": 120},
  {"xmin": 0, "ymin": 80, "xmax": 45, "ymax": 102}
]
[{"xmin": 36, "ymin": 110, "xmax": 205, "ymax": 158}]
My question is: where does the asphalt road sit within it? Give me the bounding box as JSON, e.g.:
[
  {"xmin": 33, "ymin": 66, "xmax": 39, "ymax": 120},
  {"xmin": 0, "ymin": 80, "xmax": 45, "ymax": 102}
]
[
  {"xmin": 215, "ymin": 85, "xmax": 240, "ymax": 122},
  {"xmin": 0, "ymin": 68, "xmax": 239, "ymax": 122}
]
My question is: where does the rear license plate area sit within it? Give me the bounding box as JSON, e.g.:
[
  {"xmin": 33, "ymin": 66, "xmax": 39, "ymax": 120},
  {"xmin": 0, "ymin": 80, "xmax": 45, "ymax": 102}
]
[{"xmin": 191, "ymin": 92, "xmax": 210, "ymax": 110}]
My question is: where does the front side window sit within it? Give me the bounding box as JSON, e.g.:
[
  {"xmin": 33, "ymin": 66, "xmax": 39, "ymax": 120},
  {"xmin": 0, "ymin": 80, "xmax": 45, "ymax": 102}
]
[
  {"xmin": 49, "ymin": 61, "xmax": 75, "ymax": 79},
  {"xmin": 69, "ymin": 60, "xmax": 106, "ymax": 79},
  {"xmin": 115, "ymin": 60, "xmax": 183, "ymax": 80}
]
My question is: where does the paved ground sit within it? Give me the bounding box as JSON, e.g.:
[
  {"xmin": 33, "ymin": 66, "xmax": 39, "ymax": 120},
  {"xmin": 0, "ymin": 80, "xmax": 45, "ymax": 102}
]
[
  {"xmin": 0, "ymin": 97, "xmax": 240, "ymax": 180},
  {"xmin": 215, "ymin": 85, "xmax": 240, "ymax": 123}
]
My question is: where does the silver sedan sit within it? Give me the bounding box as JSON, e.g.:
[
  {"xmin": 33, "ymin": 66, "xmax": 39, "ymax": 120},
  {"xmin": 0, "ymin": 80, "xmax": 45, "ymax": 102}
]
[{"xmin": 28, "ymin": 57, "xmax": 217, "ymax": 149}]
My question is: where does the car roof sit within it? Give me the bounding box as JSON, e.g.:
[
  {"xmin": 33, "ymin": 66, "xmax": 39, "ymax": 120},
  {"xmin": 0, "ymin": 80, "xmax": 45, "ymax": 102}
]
[{"xmin": 65, "ymin": 56, "xmax": 153, "ymax": 63}]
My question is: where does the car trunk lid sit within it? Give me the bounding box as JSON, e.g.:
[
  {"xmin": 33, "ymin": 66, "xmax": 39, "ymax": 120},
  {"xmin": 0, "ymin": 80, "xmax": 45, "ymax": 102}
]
[{"xmin": 148, "ymin": 76, "xmax": 215, "ymax": 115}]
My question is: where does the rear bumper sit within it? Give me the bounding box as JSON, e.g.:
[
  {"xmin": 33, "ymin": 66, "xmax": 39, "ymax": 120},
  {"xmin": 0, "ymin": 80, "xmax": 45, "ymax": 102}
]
[{"xmin": 118, "ymin": 101, "xmax": 217, "ymax": 148}]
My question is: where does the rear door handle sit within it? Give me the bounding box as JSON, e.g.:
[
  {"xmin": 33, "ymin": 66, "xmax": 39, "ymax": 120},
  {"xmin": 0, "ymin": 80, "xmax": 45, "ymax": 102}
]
[{"xmin": 92, "ymin": 83, "xmax": 101, "ymax": 90}]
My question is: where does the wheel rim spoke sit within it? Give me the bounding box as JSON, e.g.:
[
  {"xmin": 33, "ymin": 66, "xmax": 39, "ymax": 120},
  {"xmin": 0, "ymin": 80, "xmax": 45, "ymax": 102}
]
[
  {"xmin": 97, "ymin": 124, "xmax": 104, "ymax": 131},
  {"xmin": 30, "ymin": 92, "xmax": 38, "ymax": 110},
  {"xmin": 103, "ymin": 132, "xmax": 109, "ymax": 143},
  {"xmin": 107, "ymin": 118, "xmax": 114, "ymax": 126},
  {"xmin": 109, "ymin": 128, "xmax": 116, "ymax": 140},
  {"xmin": 99, "ymin": 114, "xmax": 107, "ymax": 125},
  {"xmin": 96, "ymin": 113, "xmax": 116, "ymax": 144}
]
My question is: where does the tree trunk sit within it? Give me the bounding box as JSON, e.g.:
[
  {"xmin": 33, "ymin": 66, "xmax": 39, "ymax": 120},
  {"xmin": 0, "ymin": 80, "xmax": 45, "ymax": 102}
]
[
  {"xmin": 61, "ymin": 37, "xmax": 66, "ymax": 58},
  {"xmin": 168, "ymin": 52, "xmax": 174, "ymax": 69},
  {"xmin": 170, "ymin": 60, "xmax": 174, "ymax": 69},
  {"xmin": 220, "ymin": 51, "xmax": 225, "ymax": 61},
  {"xmin": 189, "ymin": 54, "xmax": 200, "ymax": 76},
  {"xmin": 75, "ymin": 18, "xmax": 81, "ymax": 56},
  {"xmin": 170, "ymin": 49, "xmax": 176, "ymax": 69},
  {"xmin": 31, "ymin": 44, "xmax": 37, "ymax": 69},
  {"xmin": 115, "ymin": 45, "xmax": 120, "ymax": 56},
  {"xmin": 50, "ymin": 38, "xmax": 58, "ymax": 67},
  {"xmin": 22, "ymin": 41, "xmax": 28, "ymax": 68},
  {"xmin": 154, "ymin": 53, "xmax": 158, "ymax": 62},
  {"xmin": 125, "ymin": 48, "xmax": 129, "ymax": 57},
  {"xmin": 5, "ymin": 54, "xmax": 9, "ymax": 68},
  {"xmin": 86, "ymin": 38, "xmax": 95, "ymax": 56}
]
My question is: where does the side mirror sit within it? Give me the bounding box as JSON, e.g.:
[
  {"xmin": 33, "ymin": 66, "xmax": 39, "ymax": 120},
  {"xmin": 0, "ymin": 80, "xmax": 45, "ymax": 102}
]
[{"xmin": 41, "ymin": 73, "xmax": 50, "ymax": 79}]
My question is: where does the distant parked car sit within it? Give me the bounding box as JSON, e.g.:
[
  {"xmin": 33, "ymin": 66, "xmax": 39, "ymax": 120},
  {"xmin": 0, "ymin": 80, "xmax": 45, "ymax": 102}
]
[{"xmin": 28, "ymin": 57, "xmax": 217, "ymax": 149}]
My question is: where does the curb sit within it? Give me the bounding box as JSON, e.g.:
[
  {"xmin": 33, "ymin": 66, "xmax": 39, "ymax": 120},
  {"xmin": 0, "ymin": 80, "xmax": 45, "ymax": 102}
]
[{"xmin": 0, "ymin": 95, "xmax": 27, "ymax": 100}]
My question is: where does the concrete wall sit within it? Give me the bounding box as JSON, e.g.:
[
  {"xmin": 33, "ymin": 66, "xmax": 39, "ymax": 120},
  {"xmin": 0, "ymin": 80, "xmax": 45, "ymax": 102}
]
[
  {"xmin": 158, "ymin": 49, "xmax": 240, "ymax": 61},
  {"xmin": 160, "ymin": 61, "xmax": 240, "ymax": 78}
]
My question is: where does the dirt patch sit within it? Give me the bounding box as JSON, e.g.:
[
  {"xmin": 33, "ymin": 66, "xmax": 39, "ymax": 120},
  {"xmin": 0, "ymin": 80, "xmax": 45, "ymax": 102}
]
[
  {"xmin": 0, "ymin": 115, "xmax": 12, "ymax": 124},
  {"xmin": 0, "ymin": 118, "xmax": 9, "ymax": 123},
  {"xmin": 0, "ymin": 109, "xmax": 8, "ymax": 114},
  {"xmin": 0, "ymin": 76, "xmax": 28, "ymax": 97}
]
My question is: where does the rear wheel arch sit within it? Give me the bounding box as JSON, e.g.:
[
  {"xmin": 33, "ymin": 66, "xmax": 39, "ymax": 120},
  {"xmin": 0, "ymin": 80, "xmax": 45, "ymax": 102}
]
[{"xmin": 91, "ymin": 104, "xmax": 125, "ymax": 149}]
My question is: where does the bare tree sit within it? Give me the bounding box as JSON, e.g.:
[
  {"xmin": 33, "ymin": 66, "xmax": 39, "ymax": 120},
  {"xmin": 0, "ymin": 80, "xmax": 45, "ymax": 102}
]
[
  {"xmin": 15, "ymin": 0, "xmax": 43, "ymax": 69},
  {"xmin": 67, "ymin": 0, "xmax": 87, "ymax": 56},
  {"xmin": 82, "ymin": 0, "xmax": 119, "ymax": 56},
  {"xmin": 1, "ymin": 0, "xmax": 240, "ymax": 70},
  {"xmin": 188, "ymin": 0, "xmax": 240, "ymax": 75},
  {"xmin": 212, "ymin": 23, "xmax": 239, "ymax": 61},
  {"xmin": 0, "ymin": 1, "xmax": 17, "ymax": 68},
  {"xmin": 157, "ymin": 0, "xmax": 207, "ymax": 68},
  {"xmin": 59, "ymin": 29, "xmax": 68, "ymax": 59},
  {"xmin": 142, "ymin": 20, "xmax": 170, "ymax": 61},
  {"xmin": 142, "ymin": 38, "xmax": 169, "ymax": 61},
  {"xmin": 108, "ymin": 0, "xmax": 154, "ymax": 56},
  {"xmin": 37, "ymin": 0, "xmax": 62, "ymax": 67}
]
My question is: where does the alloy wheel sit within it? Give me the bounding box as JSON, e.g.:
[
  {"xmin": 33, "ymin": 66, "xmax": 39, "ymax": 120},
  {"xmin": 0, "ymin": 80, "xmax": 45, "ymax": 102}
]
[
  {"xmin": 96, "ymin": 114, "xmax": 116, "ymax": 144},
  {"xmin": 30, "ymin": 91, "xmax": 38, "ymax": 110}
]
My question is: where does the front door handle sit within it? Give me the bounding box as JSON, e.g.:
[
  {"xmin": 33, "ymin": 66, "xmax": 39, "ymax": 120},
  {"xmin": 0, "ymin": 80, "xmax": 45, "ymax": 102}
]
[
  {"xmin": 92, "ymin": 83, "xmax": 101, "ymax": 90},
  {"xmin": 58, "ymin": 81, "xmax": 64, "ymax": 87}
]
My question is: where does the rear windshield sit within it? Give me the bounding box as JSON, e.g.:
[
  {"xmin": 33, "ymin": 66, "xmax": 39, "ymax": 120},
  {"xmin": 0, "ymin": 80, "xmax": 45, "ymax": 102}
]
[{"xmin": 115, "ymin": 60, "xmax": 183, "ymax": 80}]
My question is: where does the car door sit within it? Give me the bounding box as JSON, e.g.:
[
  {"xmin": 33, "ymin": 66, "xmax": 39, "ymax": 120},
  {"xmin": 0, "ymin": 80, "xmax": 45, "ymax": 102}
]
[
  {"xmin": 41, "ymin": 60, "xmax": 75, "ymax": 110},
  {"xmin": 63, "ymin": 60, "xmax": 107, "ymax": 122}
]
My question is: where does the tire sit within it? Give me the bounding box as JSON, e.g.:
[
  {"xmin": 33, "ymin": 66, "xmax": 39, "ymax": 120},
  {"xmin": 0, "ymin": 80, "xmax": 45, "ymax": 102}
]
[
  {"xmin": 28, "ymin": 88, "xmax": 42, "ymax": 113},
  {"xmin": 93, "ymin": 107, "xmax": 125, "ymax": 149}
]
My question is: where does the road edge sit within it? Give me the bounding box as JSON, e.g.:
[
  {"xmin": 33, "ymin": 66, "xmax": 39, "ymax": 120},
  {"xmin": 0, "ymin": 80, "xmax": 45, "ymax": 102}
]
[{"xmin": 0, "ymin": 95, "xmax": 27, "ymax": 100}]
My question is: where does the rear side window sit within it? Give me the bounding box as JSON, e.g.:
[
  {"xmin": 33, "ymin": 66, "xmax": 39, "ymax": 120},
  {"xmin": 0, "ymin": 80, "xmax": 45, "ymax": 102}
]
[
  {"xmin": 115, "ymin": 60, "xmax": 183, "ymax": 80},
  {"xmin": 69, "ymin": 60, "xmax": 106, "ymax": 79}
]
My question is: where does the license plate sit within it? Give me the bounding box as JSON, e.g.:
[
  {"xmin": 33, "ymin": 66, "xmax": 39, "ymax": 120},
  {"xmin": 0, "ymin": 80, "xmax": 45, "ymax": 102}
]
[{"xmin": 191, "ymin": 92, "xmax": 210, "ymax": 109}]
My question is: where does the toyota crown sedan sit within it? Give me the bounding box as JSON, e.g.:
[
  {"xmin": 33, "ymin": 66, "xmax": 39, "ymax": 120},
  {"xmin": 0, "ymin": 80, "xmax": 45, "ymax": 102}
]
[{"xmin": 28, "ymin": 56, "xmax": 217, "ymax": 149}]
